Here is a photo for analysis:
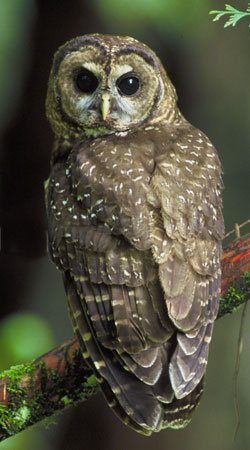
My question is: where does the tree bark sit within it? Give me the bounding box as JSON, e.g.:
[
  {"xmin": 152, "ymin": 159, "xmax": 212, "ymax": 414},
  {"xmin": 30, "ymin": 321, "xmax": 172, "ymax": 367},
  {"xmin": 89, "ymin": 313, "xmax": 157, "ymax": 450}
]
[{"xmin": 0, "ymin": 232, "xmax": 250, "ymax": 441}]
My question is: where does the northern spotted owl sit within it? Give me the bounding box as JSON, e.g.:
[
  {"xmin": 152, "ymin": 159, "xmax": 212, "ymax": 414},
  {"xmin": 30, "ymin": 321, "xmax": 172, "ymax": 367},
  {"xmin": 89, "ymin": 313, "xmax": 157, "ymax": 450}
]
[{"xmin": 45, "ymin": 34, "xmax": 224, "ymax": 435}]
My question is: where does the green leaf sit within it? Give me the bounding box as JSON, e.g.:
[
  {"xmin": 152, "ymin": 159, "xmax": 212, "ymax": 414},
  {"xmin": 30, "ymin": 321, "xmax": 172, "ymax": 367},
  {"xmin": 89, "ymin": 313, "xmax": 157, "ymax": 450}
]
[
  {"xmin": 209, "ymin": 3, "xmax": 250, "ymax": 28},
  {"xmin": 209, "ymin": 10, "xmax": 229, "ymax": 22}
]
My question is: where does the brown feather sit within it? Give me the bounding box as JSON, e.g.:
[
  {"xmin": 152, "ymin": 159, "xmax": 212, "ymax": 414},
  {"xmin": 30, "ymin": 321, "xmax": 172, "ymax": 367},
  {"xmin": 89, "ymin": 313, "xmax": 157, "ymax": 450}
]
[{"xmin": 46, "ymin": 34, "xmax": 224, "ymax": 434}]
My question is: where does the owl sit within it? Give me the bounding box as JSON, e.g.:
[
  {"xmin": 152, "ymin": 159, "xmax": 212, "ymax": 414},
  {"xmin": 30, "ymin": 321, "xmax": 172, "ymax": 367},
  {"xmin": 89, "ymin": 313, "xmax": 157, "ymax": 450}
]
[{"xmin": 45, "ymin": 34, "xmax": 224, "ymax": 435}]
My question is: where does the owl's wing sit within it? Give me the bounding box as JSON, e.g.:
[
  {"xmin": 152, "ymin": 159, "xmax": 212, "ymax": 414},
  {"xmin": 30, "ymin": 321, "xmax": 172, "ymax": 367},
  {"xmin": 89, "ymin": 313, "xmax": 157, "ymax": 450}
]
[
  {"xmin": 148, "ymin": 127, "xmax": 224, "ymax": 398},
  {"xmin": 47, "ymin": 158, "xmax": 174, "ymax": 433}
]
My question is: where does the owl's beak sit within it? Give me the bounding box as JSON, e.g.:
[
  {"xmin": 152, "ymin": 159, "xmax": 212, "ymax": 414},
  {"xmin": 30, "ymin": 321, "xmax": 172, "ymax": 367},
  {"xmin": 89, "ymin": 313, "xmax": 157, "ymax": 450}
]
[{"xmin": 101, "ymin": 93, "xmax": 111, "ymax": 120}]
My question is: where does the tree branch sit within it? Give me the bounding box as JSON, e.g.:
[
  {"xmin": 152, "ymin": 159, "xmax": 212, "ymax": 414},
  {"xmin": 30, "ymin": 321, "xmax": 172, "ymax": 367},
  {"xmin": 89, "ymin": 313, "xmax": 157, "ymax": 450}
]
[
  {"xmin": 219, "ymin": 232, "xmax": 250, "ymax": 318},
  {"xmin": 0, "ymin": 233, "xmax": 250, "ymax": 441}
]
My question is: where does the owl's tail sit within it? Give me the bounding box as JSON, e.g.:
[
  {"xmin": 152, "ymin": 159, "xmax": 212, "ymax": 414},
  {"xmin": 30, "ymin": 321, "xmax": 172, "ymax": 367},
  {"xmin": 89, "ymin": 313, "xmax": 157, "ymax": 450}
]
[{"xmin": 65, "ymin": 273, "xmax": 203, "ymax": 435}]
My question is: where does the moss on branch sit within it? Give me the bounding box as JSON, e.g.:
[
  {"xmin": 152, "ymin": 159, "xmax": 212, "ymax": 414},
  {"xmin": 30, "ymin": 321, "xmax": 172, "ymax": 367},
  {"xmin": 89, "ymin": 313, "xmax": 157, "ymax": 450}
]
[
  {"xmin": 0, "ymin": 341, "xmax": 99, "ymax": 440},
  {"xmin": 218, "ymin": 270, "xmax": 250, "ymax": 319}
]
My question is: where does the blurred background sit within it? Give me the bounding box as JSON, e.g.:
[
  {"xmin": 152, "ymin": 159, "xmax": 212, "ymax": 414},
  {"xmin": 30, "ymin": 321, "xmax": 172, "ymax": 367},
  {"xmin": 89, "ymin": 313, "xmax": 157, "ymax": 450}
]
[{"xmin": 0, "ymin": 0, "xmax": 249, "ymax": 449}]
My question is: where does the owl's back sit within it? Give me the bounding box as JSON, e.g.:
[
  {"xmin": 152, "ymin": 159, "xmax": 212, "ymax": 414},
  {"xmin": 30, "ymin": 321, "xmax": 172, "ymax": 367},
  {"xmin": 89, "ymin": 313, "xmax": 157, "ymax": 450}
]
[{"xmin": 47, "ymin": 120, "xmax": 223, "ymax": 433}]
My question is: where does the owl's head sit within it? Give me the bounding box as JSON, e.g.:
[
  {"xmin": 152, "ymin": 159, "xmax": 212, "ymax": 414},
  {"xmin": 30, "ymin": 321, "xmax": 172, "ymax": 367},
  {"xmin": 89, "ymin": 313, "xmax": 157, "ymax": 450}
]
[{"xmin": 46, "ymin": 34, "xmax": 178, "ymax": 140}]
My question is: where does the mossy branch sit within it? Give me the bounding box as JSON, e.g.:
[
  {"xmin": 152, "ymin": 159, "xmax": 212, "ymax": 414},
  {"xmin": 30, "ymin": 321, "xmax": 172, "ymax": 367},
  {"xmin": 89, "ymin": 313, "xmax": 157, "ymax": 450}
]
[
  {"xmin": 0, "ymin": 232, "xmax": 250, "ymax": 441},
  {"xmin": 0, "ymin": 338, "xmax": 99, "ymax": 441}
]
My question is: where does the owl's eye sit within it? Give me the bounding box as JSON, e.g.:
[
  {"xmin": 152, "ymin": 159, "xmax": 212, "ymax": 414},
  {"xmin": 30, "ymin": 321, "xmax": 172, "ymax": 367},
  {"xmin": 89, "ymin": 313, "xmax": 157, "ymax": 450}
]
[
  {"xmin": 75, "ymin": 69, "xmax": 98, "ymax": 94},
  {"xmin": 116, "ymin": 73, "xmax": 140, "ymax": 96}
]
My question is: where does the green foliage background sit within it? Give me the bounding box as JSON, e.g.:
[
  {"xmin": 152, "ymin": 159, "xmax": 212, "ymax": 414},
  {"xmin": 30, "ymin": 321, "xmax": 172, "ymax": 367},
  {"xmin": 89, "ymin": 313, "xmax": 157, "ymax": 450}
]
[{"xmin": 0, "ymin": 0, "xmax": 249, "ymax": 449}]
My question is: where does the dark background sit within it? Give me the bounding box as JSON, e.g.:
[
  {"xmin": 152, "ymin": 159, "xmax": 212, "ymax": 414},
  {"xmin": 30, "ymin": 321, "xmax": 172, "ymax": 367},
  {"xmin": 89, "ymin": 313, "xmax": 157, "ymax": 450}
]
[{"xmin": 0, "ymin": 1, "xmax": 250, "ymax": 449}]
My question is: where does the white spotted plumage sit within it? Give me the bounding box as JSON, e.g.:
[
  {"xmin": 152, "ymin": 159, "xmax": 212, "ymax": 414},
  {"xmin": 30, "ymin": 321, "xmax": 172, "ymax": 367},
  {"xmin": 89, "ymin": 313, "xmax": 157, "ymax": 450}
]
[{"xmin": 46, "ymin": 34, "xmax": 224, "ymax": 435}]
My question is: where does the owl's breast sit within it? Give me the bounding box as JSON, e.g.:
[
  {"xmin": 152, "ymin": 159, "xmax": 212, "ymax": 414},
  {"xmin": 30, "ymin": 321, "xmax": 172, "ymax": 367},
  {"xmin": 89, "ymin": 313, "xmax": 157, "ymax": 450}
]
[{"xmin": 70, "ymin": 136, "xmax": 157, "ymax": 250}]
